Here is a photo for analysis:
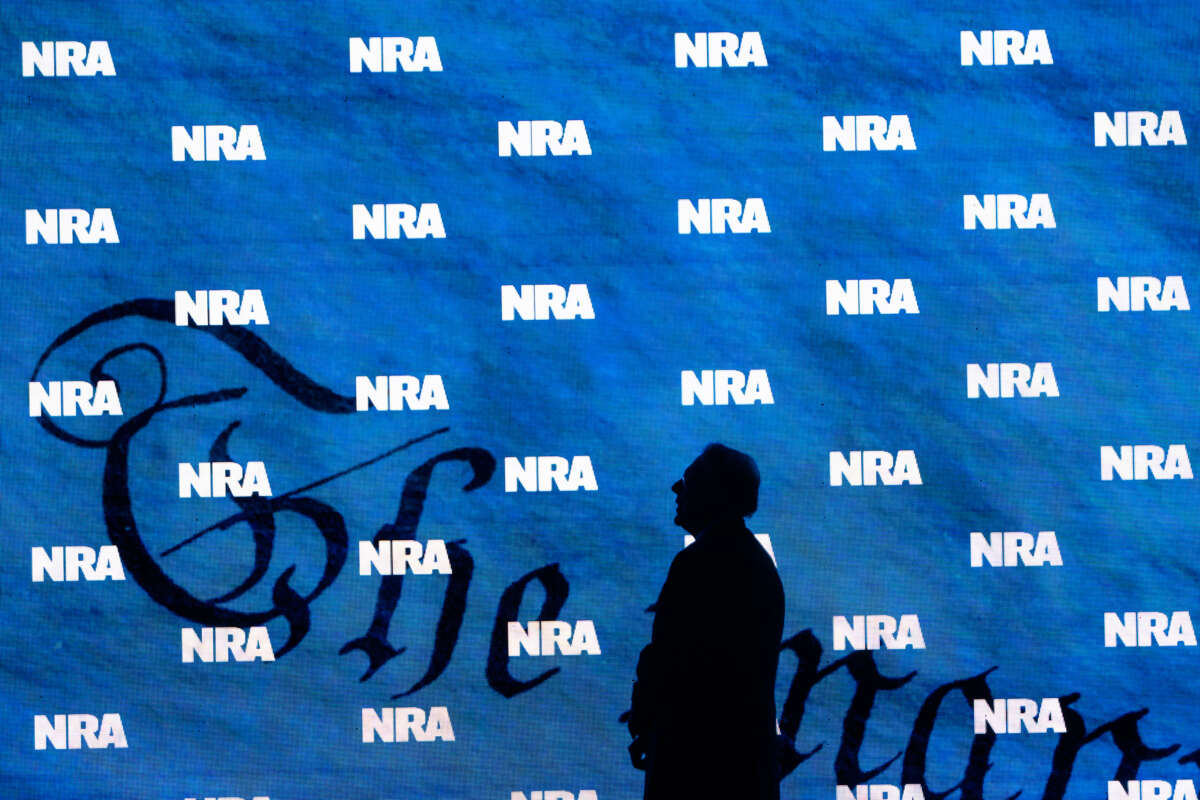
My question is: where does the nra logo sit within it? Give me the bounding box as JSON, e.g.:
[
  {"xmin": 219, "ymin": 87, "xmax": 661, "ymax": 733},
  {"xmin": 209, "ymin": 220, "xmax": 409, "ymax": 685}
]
[
  {"xmin": 29, "ymin": 380, "xmax": 121, "ymax": 417},
  {"xmin": 32, "ymin": 545, "xmax": 125, "ymax": 582},
  {"xmin": 507, "ymin": 621, "xmax": 601, "ymax": 656},
  {"xmin": 822, "ymin": 115, "xmax": 915, "ymax": 151},
  {"xmin": 182, "ymin": 626, "xmax": 276, "ymax": 663},
  {"xmin": 966, "ymin": 363, "xmax": 1059, "ymax": 398},
  {"xmin": 970, "ymin": 531, "xmax": 1062, "ymax": 567},
  {"xmin": 838, "ymin": 786, "xmax": 926, "ymax": 800},
  {"xmin": 1095, "ymin": 111, "xmax": 1186, "ymax": 147},
  {"xmin": 678, "ymin": 198, "xmax": 770, "ymax": 234},
  {"xmin": 171, "ymin": 125, "xmax": 265, "ymax": 161},
  {"xmin": 960, "ymin": 30, "xmax": 1052, "ymax": 66},
  {"xmin": 674, "ymin": 32, "xmax": 766, "ymax": 68},
  {"xmin": 1110, "ymin": 781, "xmax": 1200, "ymax": 800},
  {"xmin": 186, "ymin": 796, "xmax": 268, "ymax": 800},
  {"xmin": 830, "ymin": 451, "xmax": 921, "ymax": 486},
  {"xmin": 349, "ymin": 36, "xmax": 442, "ymax": 72},
  {"xmin": 355, "ymin": 375, "xmax": 448, "ymax": 411},
  {"xmin": 1105, "ymin": 611, "xmax": 1196, "ymax": 647},
  {"xmin": 833, "ymin": 614, "xmax": 925, "ymax": 650},
  {"xmin": 26, "ymin": 209, "xmax": 118, "ymax": 244},
  {"xmin": 352, "ymin": 203, "xmax": 445, "ymax": 239},
  {"xmin": 1098, "ymin": 277, "xmax": 1189, "ymax": 311},
  {"xmin": 362, "ymin": 707, "xmax": 454, "ymax": 742},
  {"xmin": 504, "ymin": 456, "xmax": 597, "ymax": 492},
  {"xmin": 1101, "ymin": 445, "xmax": 1192, "ymax": 481},
  {"xmin": 513, "ymin": 793, "xmax": 598, "ymax": 800},
  {"xmin": 498, "ymin": 120, "xmax": 590, "ymax": 157},
  {"xmin": 34, "ymin": 713, "xmax": 126, "ymax": 750},
  {"xmin": 178, "ymin": 462, "xmax": 272, "ymax": 498},
  {"xmin": 973, "ymin": 698, "xmax": 1066, "ymax": 734},
  {"xmin": 359, "ymin": 539, "xmax": 452, "ymax": 576},
  {"xmin": 964, "ymin": 194, "xmax": 1055, "ymax": 230},
  {"xmin": 826, "ymin": 279, "xmax": 918, "ymax": 315},
  {"xmin": 681, "ymin": 369, "xmax": 773, "ymax": 406},
  {"xmin": 175, "ymin": 290, "xmax": 268, "ymax": 326},
  {"xmin": 22, "ymin": 41, "xmax": 114, "ymax": 76},
  {"xmin": 502, "ymin": 284, "xmax": 594, "ymax": 320}
]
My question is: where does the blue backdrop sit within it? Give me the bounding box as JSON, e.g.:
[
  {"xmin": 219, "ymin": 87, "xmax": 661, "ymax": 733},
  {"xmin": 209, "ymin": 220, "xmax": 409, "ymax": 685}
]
[{"xmin": 2, "ymin": 2, "xmax": 1198, "ymax": 798}]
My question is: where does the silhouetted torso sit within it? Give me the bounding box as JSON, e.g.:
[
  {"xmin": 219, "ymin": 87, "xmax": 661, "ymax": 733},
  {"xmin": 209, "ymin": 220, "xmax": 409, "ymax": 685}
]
[{"xmin": 636, "ymin": 519, "xmax": 784, "ymax": 800}]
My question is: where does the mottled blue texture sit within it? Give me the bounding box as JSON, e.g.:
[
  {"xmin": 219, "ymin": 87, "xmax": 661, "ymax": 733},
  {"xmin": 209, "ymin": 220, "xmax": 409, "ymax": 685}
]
[{"xmin": 1, "ymin": 2, "xmax": 1199, "ymax": 798}]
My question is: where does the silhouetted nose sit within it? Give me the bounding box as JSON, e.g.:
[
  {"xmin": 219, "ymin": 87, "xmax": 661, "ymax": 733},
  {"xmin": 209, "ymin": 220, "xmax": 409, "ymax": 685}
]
[{"xmin": 672, "ymin": 479, "xmax": 683, "ymax": 495}]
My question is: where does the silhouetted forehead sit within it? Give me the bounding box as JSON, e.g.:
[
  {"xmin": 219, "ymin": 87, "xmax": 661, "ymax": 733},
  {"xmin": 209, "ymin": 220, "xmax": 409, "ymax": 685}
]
[{"xmin": 683, "ymin": 455, "xmax": 712, "ymax": 483}]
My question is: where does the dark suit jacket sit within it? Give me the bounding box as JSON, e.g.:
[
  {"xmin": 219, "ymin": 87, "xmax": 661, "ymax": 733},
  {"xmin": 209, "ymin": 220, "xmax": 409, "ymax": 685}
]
[{"xmin": 632, "ymin": 520, "xmax": 785, "ymax": 800}]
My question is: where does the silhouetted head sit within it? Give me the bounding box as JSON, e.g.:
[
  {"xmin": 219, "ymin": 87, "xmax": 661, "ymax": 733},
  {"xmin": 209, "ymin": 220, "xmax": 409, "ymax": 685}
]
[{"xmin": 672, "ymin": 444, "xmax": 759, "ymax": 535}]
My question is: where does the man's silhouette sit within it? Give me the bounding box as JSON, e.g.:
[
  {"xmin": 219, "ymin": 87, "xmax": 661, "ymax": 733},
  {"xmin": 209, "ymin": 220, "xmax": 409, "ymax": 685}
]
[{"xmin": 628, "ymin": 444, "xmax": 785, "ymax": 800}]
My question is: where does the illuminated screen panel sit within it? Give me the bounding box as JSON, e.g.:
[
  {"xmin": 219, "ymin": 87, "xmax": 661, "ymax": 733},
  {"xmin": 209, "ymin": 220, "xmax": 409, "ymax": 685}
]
[{"xmin": 2, "ymin": 3, "xmax": 1198, "ymax": 799}]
